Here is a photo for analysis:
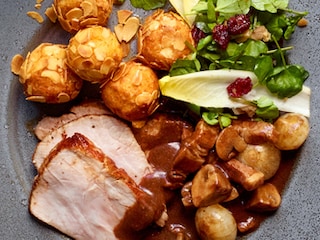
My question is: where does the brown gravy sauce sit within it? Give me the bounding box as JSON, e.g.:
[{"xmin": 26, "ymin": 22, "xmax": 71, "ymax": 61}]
[{"xmin": 115, "ymin": 114, "xmax": 298, "ymax": 239}]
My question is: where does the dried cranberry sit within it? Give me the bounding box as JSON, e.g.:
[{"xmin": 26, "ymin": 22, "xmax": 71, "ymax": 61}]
[
  {"xmin": 227, "ymin": 77, "xmax": 253, "ymax": 98},
  {"xmin": 191, "ymin": 26, "xmax": 206, "ymax": 45},
  {"xmin": 227, "ymin": 14, "xmax": 251, "ymax": 35},
  {"xmin": 212, "ymin": 24, "xmax": 230, "ymax": 49}
]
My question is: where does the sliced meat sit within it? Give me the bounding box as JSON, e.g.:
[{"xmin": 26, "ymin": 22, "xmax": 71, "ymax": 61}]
[
  {"xmin": 33, "ymin": 114, "xmax": 152, "ymax": 185},
  {"xmin": 29, "ymin": 133, "xmax": 158, "ymax": 240},
  {"xmin": 34, "ymin": 100, "xmax": 111, "ymax": 140}
]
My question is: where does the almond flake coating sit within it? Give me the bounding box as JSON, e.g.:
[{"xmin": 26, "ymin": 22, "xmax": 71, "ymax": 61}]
[
  {"xmin": 67, "ymin": 26, "xmax": 123, "ymax": 83},
  {"xmin": 137, "ymin": 10, "xmax": 194, "ymax": 71},
  {"xmin": 53, "ymin": 0, "xmax": 113, "ymax": 33},
  {"xmin": 18, "ymin": 43, "xmax": 83, "ymax": 103}
]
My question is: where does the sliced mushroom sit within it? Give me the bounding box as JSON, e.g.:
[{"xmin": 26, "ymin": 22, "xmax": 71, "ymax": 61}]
[
  {"xmin": 191, "ymin": 164, "xmax": 232, "ymax": 207},
  {"xmin": 237, "ymin": 143, "xmax": 281, "ymax": 180},
  {"xmin": 246, "ymin": 183, "xmax": 281, "ymax": 212}
]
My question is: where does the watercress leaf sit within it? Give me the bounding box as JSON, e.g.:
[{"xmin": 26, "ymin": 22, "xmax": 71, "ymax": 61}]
[
  {"xmin": 130, "ymin": 0, "xmax": 166, "ymax": 10},
  {"xmin": 219, "ymin": 115, "xmax": 232, "ymax": 128},
  {"xmin": 169, "ymin": 59, "xmax": 200, "ymax": 76},
  {"xmin": 192, "ymin": 0, "xmax": 208, "ymax": 13},
  {"xmin": 200, "ymin": 51, "xmax": 221, "ymax": 62},
  {"xmin": 254, "ymin": 55, "xmax": 273, "ymax": 83},
  {"xmin": 242, "ymin": 40, "xmax": 269, "ymax": 57},
  {"xmin": 251, "ymin": 0, "xmax": 289, "ymax": 13},
  {"xmin": 215, "ymin": 0, "xmax": 251, "ymax": 17},
  {"xmin": 255, "ymin": 102, "xmax": 279, "ymax": 119},
  {"xmin": 234, "ymin": 56, "xmax": 256, "ymax": 70},
  {"xmin": 202, "ymin": 112, "xmax": 219, "ymax": 125},
  {"xmin": 265, "ymin": 65, "xmax": 307, "ymax": 98},
  {"xmin": 265, "ymin": 14, "xmax": 288, "ymax": 40}
]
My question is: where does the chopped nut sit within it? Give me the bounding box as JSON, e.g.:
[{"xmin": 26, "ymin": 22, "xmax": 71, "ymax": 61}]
[
  {"xmin": 11, "ymin": 54, "xmax": 24, "ymax": 75},
  {"xmin": 246, "ymin": 183, "xmax": 281, "ymax": 212},
  {"xmin": 191, "ymin": 164, "xmax": 232, "ymax": 207},
  {"xmin": 251, "ymin": 26, "xmax": 271, "ymax": 42},
  {"xmin": 27, "ymin": 11, "xmax": 44, "ymax": 23},
  {"xmin": 219, "ymin": 159, "xmax": 264, "ymax": 191},
  {"xmin": 297, "ymin": 18, "xmax": 308, "ymax": 27}
]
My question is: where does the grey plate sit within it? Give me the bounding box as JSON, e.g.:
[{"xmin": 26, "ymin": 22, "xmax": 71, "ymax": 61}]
[{"xmin": 0, "ymin": 0, "xmax": 319, "ymax": 239}]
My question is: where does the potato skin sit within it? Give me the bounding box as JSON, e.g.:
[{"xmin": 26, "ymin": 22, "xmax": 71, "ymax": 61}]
[
  {"xmin": 18, "ymin": 43, "xmax": 83, "ymax": 104},
  {"xmin": 53, "ymin": 0, "xmax": 113, "ymax": 33},
  {"xmin": 67, "ymin": 26, "xmax": 123, "ymax": 83},
  {"xmin": 101, "ymin": 61, "xmax": 160, "ymax": 122},
  {"xmin": 137, "ymin": 9, "xmax": 194, "ymax": 71}
]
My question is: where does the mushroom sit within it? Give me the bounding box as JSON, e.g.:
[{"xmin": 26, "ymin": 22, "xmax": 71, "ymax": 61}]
[
  {"xmin": 246, "ymin": 183, "xmax": 281, "ymax": 212},
  {"xmin": 191, "ymin": 164, "xmax": 232, "ymax": 207},
  {"xmin": 237, "ymin": 142, "xmax": 281, "ymax": 180}
]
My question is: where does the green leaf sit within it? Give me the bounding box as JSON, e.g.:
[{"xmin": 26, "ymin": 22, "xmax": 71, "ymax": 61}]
[
  {"xmin": 265, "ymin": 65, "xmax": 309, "ymax": 98},
  {"xmin": 251, "ymin": 0, "xmax": 289, "ymax": 13},
  {"xmin": 169, "ymin": 59, "xmax": 201, "ymax": 76},
  {"xmin": 219, "ymin": 115, "xmax": 232, "ymax": 128},
  {"xmin": 254, "ymin": 96, "xmax": 279, "ymax": 120},
  {"xmin": 130, "ymin": 0, "xmax": 166, "ymax": 10},
  {"xmin": 242, "ymin": 40, "xmax": 269, "ymax": 57},
  {"xmin": 254, "ymin": 56, "xmax": 273, "ymax": 83},
  {"xmin": 202, "ymin": 112, "xmax": 219, "ymax": 125},
  {"xmin": 215, "ymin": 0, "xmax": 251, "ymax": 16}
]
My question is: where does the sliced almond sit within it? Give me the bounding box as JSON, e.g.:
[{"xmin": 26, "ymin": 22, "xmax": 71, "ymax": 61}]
[
  {"xmin": 27, "ymin": 11, "xmax": 44, "ymax": 23},
  {"xmin": 26, "ymin": 95, "xmax": 47, "ymax": 103},
  {"xmin": 120, "ymin": 41, "xmax": 130, "ymax": 58},
  {"xmin": 35, "ymin": 3, "xmax": 42, "ymax": 10},
  {"xmin": 114, "ymin": 24, "xmax": 124, "ymax": 42},
  {"xmin": 117, "ymin": 9, "xmax": 133, "ymax": 24},
  {"xmin": 57, "ymin": 92, "xmax": 71, "ymax": 103},
  {"xmin": 81, "ymin": 1, "xmax": 95, "ymax": 16},
  {"xmin": 65, "ymin": 8, "xmax": 83, "ymax": 21},
  {"xmin": 77, "ymin": 44, "xmax": 93, "ymax": 58},
  {"xmin": 45, "ymin": 6, "xmax": 57, "ymax": 23},
  {"xmin": 122, "ymin": 17, "xmax": 140, "ymax": 42},
  {"xmin": 11, "ymin": 54, "xmax": 24, "ymax": 75}
]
